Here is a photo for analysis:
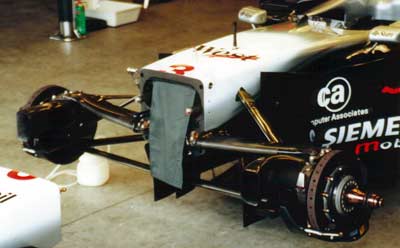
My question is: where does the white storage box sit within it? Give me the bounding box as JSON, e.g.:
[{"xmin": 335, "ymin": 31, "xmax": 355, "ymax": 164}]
[{"xmin": 86, "ymin": 1, "xmax": 142, "ymax": 27}]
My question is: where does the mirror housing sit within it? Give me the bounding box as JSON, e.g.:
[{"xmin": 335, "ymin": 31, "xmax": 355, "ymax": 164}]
[
  {"xmin": 238, "ymin": 6, "xmax": 267, "ymax": 25},
  {"xmin": 369, "ymin": 25, "xmax": 400, "ymax": 43}
]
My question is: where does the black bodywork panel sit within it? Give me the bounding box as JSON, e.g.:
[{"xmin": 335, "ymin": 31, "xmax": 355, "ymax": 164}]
[{"xmin": 260, "ymin": 44, "xmax": 400, "ymax": 185}]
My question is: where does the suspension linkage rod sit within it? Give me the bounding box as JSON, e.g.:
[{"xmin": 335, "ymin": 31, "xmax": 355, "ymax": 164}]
[
  {"xmin": 88, "ymin": 135, "xmax": 146, "ymax": 147},
  {"xmin": 85, "ymin": 147, "xmax": 150, "ymax": 172}
]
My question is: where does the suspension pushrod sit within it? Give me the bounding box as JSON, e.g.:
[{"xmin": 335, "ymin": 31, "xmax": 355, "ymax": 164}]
[
  {"xmin": 62, "ymin": 92, "xmax": 137, "ymax": 129},
  {"xmin": 99, "ymin": 95, "xmax": 136, "ymax": 100},
  {"xmin": 193, "ymin": 138, "xmax": 305, "ymax": 156},
  {"xmin": 237, "ymin": 88, "xmax": 281, "ymax": 144}
]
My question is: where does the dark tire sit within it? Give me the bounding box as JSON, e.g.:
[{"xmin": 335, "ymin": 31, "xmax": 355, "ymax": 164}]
[{"xmin": 25, "ymin": 85, "xmax": 67, "ymax": 107}]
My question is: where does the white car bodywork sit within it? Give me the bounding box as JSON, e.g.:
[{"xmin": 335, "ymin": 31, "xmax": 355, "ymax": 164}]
[
  {"xmin": 141, "ymin": 24, "xmax": 369, "ymax": 131},
  {"xmin": 0, "ymin": 167, "xmax": 61, "ymax": 248}
]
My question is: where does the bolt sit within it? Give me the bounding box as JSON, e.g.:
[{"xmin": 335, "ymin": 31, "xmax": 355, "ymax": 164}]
[
  {"xmin": 185, "ymin": 108, "xmax": 193, "ymax": 116},
  {"xmin": 321, "ymin": 192, "xmax": 329, "ymax": 198},
  {"xmin": 309, "ymin": 155, "xmax": 317, "ymax": 165},
  {"xmin": 326, "ymin": 176, "xmax": 334, "ymax": 182},
  {"xmin": 189, "ymin": 131, "xmax": 199, "ymax": 145}
]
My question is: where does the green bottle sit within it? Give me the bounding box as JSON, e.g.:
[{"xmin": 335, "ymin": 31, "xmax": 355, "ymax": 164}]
[{"xmin": 75, "ymin": 1, "xmax": 87, "ymax": 36}]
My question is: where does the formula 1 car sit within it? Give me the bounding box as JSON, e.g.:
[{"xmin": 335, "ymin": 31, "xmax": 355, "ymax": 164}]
[{"xmin": 16, "ymin": 0, "xmax": 400, "ymax": 242}]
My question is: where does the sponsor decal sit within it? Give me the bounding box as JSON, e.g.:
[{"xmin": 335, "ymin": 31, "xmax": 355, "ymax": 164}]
[
  {"xmin": 382, "ymin": 86, "xmax": 400, "ymax": 95},
  {"xmin": 317, "ymin": 77, "xmax": 352, "ymax": 113},
  {"xmin": 7, "ymin": 170, "xmax": 36, "ymax": 180},
  {"xmin": 0, "ymin": 170, "xmax": 36, "ymax": 205},
  {"xmin": 322, "ymin": 116, "xmax": 400, "ymax": 147},
  {"xmin": 309, "ymin": 20, "xmax": 328, "ymax": 32},
  {"xmin": 160, "ymin": 64, "xmax": 195, "ymax": 75},
  {"xmin": 371, "ymin": 30, "xmax": 395, "ymax": 38},
  {"xmin": 195, "ymin": 45, "xmax": 259, "ymax": 61},
  {"xmin": 0, "ymin": 192, "xmax": 17, "ymax": 204},
  {"xmin": 169, "ymin": 64, "xmax": 194, "ymax": 75},
  {"xmin": 355, "ymin": 138, "xmax": 400, "ymax": 155},
  {"xmin": 311, "ymin": 108, "xmax": 369, "ymax": 127}
]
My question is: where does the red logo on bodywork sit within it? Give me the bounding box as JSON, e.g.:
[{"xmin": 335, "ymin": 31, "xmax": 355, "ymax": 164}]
[
  {"xmin": 7, "ymin": 170, "xmax": 36, "ymax": 180},
  {"xmin": 382, "ymin": 86, "xmax": 400, "ymax": 95},
  {"xmin": 196, "ymin": 45, "xmax": 259, "ymax": 61},
  {"xmin": 170, "ymin": 64, "xmax": 194, "ymax": 75},
  {"xmin": 355, "ymin": 139, "xmax": 400, "ymax": 155},
  {"xmin": 355, "ymin": 141, "xmax": 380, "ymax": 155},
  {"xmin": 208, "ymin": 53, "xmax": 259, "ymax": 61}
]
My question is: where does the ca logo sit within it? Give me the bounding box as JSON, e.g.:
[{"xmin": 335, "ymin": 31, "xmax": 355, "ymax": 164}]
[{"xmin": 317, "ymin": 77, "xmax": 351, "ymax": 113}]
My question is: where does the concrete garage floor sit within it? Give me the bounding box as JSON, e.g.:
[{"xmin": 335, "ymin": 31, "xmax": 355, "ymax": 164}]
[{"xmin": 1, "ymin": 0, "xmax": 400, "ymax": 247}]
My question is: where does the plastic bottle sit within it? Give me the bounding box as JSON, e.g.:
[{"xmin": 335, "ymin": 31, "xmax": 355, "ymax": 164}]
[
  {"xmin": 77, "ymin": 153, "xmax": 110, "ymax": 186},
  {"xmin": 75, "ymin": 0, "xmax": 87, "ymax": 36}
]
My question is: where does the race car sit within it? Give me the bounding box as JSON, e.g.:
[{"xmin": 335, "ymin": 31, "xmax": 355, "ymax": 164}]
[{"xmin": 16, "ymin": 0, "xmax": 400, "ymax": 242}]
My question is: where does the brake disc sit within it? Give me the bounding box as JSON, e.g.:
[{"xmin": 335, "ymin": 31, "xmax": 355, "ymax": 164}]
[{"xmin": 306, "ymin": 150, "xmax": 372, "ymax": 241}]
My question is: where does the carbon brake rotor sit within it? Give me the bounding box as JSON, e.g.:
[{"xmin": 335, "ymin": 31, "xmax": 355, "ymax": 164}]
[{"xmin": 307, "ymin": 150, "xmax": 340, "ymax": 230}]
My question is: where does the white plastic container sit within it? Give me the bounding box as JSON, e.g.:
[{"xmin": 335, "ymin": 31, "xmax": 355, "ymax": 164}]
[
  {"xmin": 86, "ymin": 0, "xmax": 142, "ymax": 27},
  {"xmin": 86, "ymin": 0, "xmax": 101, "ymax": 9},
  {"xmin": 77, "ymin": 153, "xmax": 110, "ymax": 186}
]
